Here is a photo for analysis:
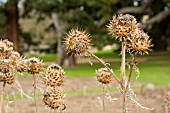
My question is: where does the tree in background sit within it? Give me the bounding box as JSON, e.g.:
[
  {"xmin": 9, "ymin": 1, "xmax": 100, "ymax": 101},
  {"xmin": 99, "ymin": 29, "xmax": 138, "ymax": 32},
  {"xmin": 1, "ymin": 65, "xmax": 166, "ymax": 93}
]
[
  {"xmin": 1, "ymin": 0, "xmax": 169, "ymax": 66},
  {"xmin": 0, "ymin": 0, "xmax": 19, "ymax": 51}
]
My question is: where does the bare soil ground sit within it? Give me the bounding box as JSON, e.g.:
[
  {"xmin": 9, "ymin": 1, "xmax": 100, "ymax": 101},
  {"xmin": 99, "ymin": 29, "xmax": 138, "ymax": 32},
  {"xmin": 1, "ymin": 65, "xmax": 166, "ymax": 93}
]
[{"xmin": 1, "ymin": 76, "xmax": 169, "ymax": 113}]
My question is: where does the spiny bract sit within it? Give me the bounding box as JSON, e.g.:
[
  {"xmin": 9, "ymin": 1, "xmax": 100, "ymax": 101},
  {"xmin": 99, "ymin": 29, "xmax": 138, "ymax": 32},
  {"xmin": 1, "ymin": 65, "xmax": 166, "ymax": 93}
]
[
  {"xmin": 27, "ymin": 57, "xmax": 42, "ymax": 74},
  {"xmin": 128, "ymin": 28, "xmax": 152, "ymax": 55},
  {"xmin": 43, "ymin": 87, "xmax": 65, "ymax": 110},
  {"xmin": 64, "ymin": 29, "xmax": 91, "ymax": 56},
  {"xmin": 96, "ymin": 68, "xmax": 113, "ymax": 84},
  {"xmin": 107, "ymin": 14, "xmax": 137, "ymax": 41},
  {"xmin": 42, "ymin": 64, "xmax": 65, "ymax": 87}
]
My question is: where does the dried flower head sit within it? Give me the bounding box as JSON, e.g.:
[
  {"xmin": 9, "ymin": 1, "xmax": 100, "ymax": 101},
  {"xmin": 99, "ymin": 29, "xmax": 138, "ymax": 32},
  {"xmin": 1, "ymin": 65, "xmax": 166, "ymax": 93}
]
[
  {"xmin": 43, "ymin": 87, "xmax": 65, "ymax": 110},
  {"xmin": 96, "ymin": 68, "xmax": 112, "ymax": 84},
  {"xmin": 0, "ymin": 66, "xmax": 15, "ymax": 84},
  {"xmin": 0, "ymin": 39, "xmax": 14, "ymax": 58},
  {"xmin": 64, "ymin": 29, "xmax": 91, "ymax": 56},
  {"xmin": 107, "ymin": 14, "xmax": 137, "ymax": 41},
  {"xmin": 15, "ymin": 58, "xmax": 29, "ymax": 72},
  {"xmin": 27, "ymin": 57, "xmax": 42, "ymax": 74},
  {"xmin": 9, "ymin": 51, "xmax": 21, "ymax": 65},
  {"xmin": 128, "ymin": 28, "xmax": 152, "ymax": 55},
  {"xmin": 42, "ymin": 64, "xmax": 65, "ymax": 87}
]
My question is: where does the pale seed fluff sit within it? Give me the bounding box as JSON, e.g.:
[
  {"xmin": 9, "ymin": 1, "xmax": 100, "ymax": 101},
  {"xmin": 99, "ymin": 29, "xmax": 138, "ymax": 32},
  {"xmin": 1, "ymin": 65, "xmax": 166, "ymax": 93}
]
[
  {"xmin": 128, "ymin": 28, "xmax": 152, "ymax": 55},
  {"xmin": 43, "ymin": 87, "xmax": 65, "ymax": 110},
  {"xmin": 42, "ymin": 64, "xmax": 65, "ymax": 87},
  {"xmin": 107, "ymin": 14, "xmax": 137, "ymax": 41},
  {"xmin": 96, "ymin": 68, "xmax": 112, "ymax": 84},
  {"xmin": 64, "ymin": 29, "xmax": 91, "ymax": 56}
]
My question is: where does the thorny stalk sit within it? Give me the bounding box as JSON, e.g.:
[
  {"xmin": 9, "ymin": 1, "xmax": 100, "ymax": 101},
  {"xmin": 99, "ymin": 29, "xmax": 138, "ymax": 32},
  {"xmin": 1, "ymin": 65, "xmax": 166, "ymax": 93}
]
[
  {"xmin": 0, "ymin": 82, "xmax": 6, "ymax": 113},
  {"xmin": 86, "ymin": 50, "xmax": 121, "ymax": 85},
  {"xmin": 33, "ymin": 74, "xmax": 38, "ymax": 113}
]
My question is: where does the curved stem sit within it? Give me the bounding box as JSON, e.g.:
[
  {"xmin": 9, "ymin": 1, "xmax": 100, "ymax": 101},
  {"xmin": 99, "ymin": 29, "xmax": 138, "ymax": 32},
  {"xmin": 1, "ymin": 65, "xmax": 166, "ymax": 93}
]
[
  {"xmin": 125, "ymin": 56, "xmax": 136, "ymax": 92},
  {"xmin": 0, "ymin": 82, "xmax": 6, "ymax": 113},
  {"xmin": 86, "ymin": 50, "xmax": 121, "ymax": 85}
]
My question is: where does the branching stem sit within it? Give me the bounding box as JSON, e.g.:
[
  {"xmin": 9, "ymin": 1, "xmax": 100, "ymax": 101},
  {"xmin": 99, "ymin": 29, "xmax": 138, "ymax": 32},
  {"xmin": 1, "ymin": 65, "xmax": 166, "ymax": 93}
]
[{"xmin": 86, "ymin": 50, "xmax": 121, "ymax": 85}]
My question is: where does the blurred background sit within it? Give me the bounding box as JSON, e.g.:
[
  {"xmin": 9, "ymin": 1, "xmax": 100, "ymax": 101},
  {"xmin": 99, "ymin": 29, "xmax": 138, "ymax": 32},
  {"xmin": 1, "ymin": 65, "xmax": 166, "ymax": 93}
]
[
  {"xmin": 0, "ymin": 0, "xmax": 170, "ymax": 113},
  {"xmin": 0, "ymin": 0, "xmax": 170, "ymax": 66}
]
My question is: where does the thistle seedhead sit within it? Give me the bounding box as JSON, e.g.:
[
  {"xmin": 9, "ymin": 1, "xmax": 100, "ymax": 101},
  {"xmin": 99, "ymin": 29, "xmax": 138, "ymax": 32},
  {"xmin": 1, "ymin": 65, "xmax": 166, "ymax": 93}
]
[
  {"xmin": 42, "ymin": 64, "xmax": 65, "ymax": 87},
  {"xmin": 107, "ymin": 14, "xmax": 137, "ymax": 41},
  {"xmin": 0, "ymin": 39, "xmax": 14, "ymax": 58},
  {"xmin": 128, "ymin": 28, "xmax": 152, "ymax": 55},
  {"xmin": 64, "ymin": 29, "xmax": 91, "ymax": 56},
  {"xmin": 96, "ymin": 68, "xmax": 112, "ymax": 84},
  {"xmin": 15, "ymin": 58, "xmax": 29, "ymax": 72},
  {"xmin": 27, "ymin": 57, "xmax": 42, "ymax": 75},
  {"xmin": 43, "ymin": 87, "xmax": 65, "ymax": 110},
  {"xmin": 9, "ymin": 51, "xmax": 21, "ymax": 65},
  {"xmin": 0, "ymin": 66, "xmax": 15, "ymax": 84}
]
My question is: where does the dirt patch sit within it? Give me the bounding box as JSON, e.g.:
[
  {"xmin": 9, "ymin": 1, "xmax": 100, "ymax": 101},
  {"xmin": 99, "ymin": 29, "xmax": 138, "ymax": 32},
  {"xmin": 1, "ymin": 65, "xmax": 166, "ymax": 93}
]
[{"xmin": 0, "ymin": 76, "xmax": 169, "ymax": 113}]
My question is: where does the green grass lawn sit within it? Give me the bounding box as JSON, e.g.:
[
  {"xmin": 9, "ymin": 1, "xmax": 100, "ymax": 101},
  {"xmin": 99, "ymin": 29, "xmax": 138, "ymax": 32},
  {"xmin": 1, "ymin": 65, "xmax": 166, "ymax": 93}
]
[
  {"xmin": 64, "ymin": 60, "xmax": 170, "ymax": 87},
  {"xmin": 25, "ymin": 50, "xmax": 170, "ymax": 87}
]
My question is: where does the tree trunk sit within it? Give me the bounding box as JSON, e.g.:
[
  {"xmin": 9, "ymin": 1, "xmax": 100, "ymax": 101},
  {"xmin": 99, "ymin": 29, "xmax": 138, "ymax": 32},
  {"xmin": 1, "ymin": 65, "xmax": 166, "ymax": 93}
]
[
  {"xmin": 6, "ymin": 0, "xmax": 19, "ymax": 51},
  {"xmin": 149, "ymin": 16, "xmax": 169, "ymax": 51},
  {"xmin": 51, "ymin": 11, "xmax": 76, "ymax": 67}
]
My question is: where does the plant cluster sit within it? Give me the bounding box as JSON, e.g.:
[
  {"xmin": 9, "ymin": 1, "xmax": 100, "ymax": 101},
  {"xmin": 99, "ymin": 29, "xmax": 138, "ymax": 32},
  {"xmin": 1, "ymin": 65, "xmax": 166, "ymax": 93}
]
[
  {"xmin": 64, "ymin": 14, "xmax": 153, "ymax": 113},
  {"xmin": 42, "ymin": 64, "xmax": 66, "ymax": 110},
  {"xmin": 0, "ymin": 39, "xmax": 66, "ymax": 112}
]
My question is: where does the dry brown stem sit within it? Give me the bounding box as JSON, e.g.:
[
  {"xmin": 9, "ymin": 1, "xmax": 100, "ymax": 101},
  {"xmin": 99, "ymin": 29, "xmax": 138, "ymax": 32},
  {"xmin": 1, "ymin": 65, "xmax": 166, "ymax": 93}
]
[
  {"xmin": 33, "ymin": 74, "xmax": 38, "ymax": 113},
  {"xmin": 0, "ymin": 82, "xmax": 6, "ymax": 113},
  {"xmin": 86, "ymin": 50, "xmax": 121, "ymax": 85}
]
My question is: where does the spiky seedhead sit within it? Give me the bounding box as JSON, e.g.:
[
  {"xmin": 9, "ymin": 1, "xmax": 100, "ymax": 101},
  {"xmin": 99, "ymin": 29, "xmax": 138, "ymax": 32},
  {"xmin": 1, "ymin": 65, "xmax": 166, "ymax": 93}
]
[
  {"xmin": 43, "ymin": 87, "xmax": 65, "ymax": 110},
  {"xmin": 107, "ymin": 14, "xmax": 137, "ymax": 41},
  {"xmin": 0, "ymin": 39, "xmax": 14, "ymax": 58},
  {"xmin": 128, "ymin": 28, "xmax": 152, "ymax": 55},
  {"xmin": 0, "ymin": 66, "xmax": 15, "ymax": 84},
  {"xmin": 96, "ymin": 68, "xmax": 112, "ymax": 84},
  {"xmin": 9, "ymin": 51, "xmax": 21, "ymax": 65},
  {"xmin": 27, "ymin": 57, "xmax": 42, "ymax": 75},
  {"xmin": 15, "ymin": 58, "xmax": 29, "ymax": 72},
  {"xmin": 64, "ymin": 29, "xmax": 91, "ymax": 56},
  {"xmin": 42, "ymin": 64, "xmax": 65, "ymax": 87}
]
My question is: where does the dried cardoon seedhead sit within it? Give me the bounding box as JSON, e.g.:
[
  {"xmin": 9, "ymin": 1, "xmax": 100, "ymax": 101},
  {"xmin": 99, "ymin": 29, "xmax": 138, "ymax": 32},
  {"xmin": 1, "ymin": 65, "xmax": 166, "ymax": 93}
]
[
  {"xmin": 96, "ymin": 68, "xmax": 112, "ymax": 84},
  {"xmin": 0, "ymin": 66, "xmax": 15, "ymax": 84},
  {"xmin": 107, "ymin": 14, "xmax": 137, "ymax": 41},
  {"xmin": 42, "ymin": 64, "xmax": 65, "ymax": 87},
  {"xmin": 43, "ymin": 87, "xmax": 65, "ymax": 110},
  {"xmin": 15, "ymin": 58, "xmax": 29, "ymax": 72},
  {"xmin": 27, "ymin": 57, "xmax": 42, "ymax": 75},
  {"xmin": 64, "ymin": 29, "xmax": 91, "ymax": 56},
  {"xmin": 0, "ymin": 39, "xmax": 14, "ymax": 58},
  {"xmin": 9, "ymin": 51, "xmax": 21, "ymax": 65},
  {"xmin": 128, "ymin": 29, "xmax": 152, "ymax": 55}
]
